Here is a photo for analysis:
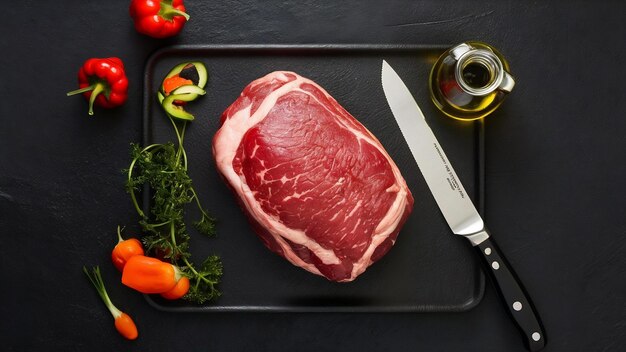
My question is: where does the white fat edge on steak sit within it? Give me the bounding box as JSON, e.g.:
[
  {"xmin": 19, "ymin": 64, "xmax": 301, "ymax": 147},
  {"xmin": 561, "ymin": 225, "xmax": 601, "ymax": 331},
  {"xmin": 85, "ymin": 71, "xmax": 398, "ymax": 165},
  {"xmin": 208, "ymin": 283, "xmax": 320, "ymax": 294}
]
[{"xmin": 214, "ymin": 71, "xmax": 410, "ymax": 281}]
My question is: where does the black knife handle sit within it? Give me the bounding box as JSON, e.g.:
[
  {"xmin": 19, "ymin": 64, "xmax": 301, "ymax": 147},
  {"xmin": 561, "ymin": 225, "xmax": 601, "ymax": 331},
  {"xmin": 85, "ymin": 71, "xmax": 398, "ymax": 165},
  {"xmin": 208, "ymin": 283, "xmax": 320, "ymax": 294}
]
[{"xmin": 476, "ymin": 235, "xmax": 546, "ymax": 351}]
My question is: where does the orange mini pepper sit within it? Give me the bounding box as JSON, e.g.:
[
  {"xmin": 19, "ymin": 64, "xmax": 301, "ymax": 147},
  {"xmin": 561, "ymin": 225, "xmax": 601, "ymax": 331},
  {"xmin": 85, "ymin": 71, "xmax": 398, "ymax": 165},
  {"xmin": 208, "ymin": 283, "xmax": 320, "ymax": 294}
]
[
  {"xmin": 111, "ymin": 226, "xmax": 144, "ymax": 271},
  {"xmin": 121, "ymin": 255, "xmax": 183, "ymax": 294},
  {"xmin": 83, "ymin": 266, "xmax": 139, "ymax": 340},
  {"xmin": 160, "ymin": 276, "xmax": 190, "ymax": 300}
]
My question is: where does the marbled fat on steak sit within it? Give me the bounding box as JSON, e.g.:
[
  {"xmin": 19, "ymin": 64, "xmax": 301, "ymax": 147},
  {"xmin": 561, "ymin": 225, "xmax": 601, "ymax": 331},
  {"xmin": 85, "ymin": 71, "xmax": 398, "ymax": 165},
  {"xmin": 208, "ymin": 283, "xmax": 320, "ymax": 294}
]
[{"xmin": 212, "ymin": 71, "xmax": 414, "ymax": 282}]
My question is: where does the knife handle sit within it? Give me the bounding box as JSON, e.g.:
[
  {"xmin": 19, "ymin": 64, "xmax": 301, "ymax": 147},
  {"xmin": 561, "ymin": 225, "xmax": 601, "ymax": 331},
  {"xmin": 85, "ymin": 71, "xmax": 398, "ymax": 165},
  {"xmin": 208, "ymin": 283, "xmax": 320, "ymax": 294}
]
[{"xmin": 476, "ymin": 235, "xmax": 546, "ymax": 351}]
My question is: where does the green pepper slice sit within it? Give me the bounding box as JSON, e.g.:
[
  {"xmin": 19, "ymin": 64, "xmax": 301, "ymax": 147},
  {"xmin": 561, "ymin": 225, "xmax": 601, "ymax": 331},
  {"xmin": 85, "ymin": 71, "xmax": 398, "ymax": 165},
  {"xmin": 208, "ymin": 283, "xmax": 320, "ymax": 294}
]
[
  {"xmin": 161, "ymin": 62, "xmax": 208, "ymax": 96},
  {"xmin": 161, "ymin": 85, "xmax": 206, "ymax": 121}
]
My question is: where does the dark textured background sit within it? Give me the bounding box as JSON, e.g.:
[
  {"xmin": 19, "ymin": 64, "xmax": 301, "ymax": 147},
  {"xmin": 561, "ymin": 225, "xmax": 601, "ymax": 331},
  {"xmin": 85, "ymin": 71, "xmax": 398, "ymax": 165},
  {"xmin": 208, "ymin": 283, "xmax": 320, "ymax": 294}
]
[{"xmin": 1, "ymin": 1, "xmax": 625, "ymax": 351}]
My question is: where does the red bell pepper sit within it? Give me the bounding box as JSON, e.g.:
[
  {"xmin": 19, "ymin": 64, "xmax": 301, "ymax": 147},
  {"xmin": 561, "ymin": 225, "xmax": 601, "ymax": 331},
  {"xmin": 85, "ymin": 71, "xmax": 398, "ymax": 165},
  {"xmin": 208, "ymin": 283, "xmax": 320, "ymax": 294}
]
[
  {"xmin": 129, "ymin": 0, "xmax": 190, "ymax": 38},
  {"xmin": 66, "ymin": 57, "xmax": 129, "ymax": 116}
]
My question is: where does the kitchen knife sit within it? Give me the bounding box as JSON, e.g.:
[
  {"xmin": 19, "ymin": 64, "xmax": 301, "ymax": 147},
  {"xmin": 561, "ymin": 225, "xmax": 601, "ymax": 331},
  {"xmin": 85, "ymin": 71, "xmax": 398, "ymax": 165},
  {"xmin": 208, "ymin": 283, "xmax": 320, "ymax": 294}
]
[{"xmin": 381, "ymin": 60, "xmax": 545, "ymax": 351}]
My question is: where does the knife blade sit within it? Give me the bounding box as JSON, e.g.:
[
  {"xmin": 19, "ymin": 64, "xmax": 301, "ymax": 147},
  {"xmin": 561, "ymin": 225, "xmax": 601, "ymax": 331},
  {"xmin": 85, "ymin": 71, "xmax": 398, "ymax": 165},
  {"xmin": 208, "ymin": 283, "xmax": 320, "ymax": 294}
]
[{"xmin": 381, "ymin": 60, "xmax": 546, "ymax": 351}]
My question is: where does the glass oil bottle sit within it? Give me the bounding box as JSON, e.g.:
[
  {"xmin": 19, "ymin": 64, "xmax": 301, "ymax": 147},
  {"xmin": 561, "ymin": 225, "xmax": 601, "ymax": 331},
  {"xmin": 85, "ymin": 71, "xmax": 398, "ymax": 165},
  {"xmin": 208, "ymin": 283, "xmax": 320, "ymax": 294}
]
[{"xmin": 429, "ymin": 41, "xmax": 515, "ymax": 121}]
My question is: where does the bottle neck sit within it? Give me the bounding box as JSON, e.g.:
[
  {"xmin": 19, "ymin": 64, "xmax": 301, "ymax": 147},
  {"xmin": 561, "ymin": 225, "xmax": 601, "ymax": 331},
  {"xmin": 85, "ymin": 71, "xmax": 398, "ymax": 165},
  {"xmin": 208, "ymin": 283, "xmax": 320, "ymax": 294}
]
[{"xmin": 454, "ymin": 49, "xmax": 505, "ymax": 96}]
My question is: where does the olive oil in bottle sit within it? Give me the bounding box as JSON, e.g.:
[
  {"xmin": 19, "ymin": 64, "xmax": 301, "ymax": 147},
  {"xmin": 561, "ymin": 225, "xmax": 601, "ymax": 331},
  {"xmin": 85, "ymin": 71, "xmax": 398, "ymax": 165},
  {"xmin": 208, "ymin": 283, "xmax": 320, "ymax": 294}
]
[{"xmin": 429, "ymin": 41, "xmax": 515, "ymax": 121}]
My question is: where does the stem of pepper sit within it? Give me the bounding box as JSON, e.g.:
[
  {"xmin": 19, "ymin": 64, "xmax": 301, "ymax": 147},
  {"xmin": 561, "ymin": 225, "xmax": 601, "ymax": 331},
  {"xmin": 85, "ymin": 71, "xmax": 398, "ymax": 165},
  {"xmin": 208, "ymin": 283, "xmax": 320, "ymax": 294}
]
[
  {"xmin": 87, "ymin": 84, "xmax": 105, "ymax": 116},
  {"xmin": 159, "ymin": 0, "xmax": 190, "ymax": 21},
  {"xmin": 116, "ymin": 225, "xmax": 125, "ymax": 243},
  {"xmin": 66, "ymin": 83, "xmax": 106, "ymax": 116},
  {"xmin": 66, "ymin": 85, "xmax": 96, "ymax": 95}
]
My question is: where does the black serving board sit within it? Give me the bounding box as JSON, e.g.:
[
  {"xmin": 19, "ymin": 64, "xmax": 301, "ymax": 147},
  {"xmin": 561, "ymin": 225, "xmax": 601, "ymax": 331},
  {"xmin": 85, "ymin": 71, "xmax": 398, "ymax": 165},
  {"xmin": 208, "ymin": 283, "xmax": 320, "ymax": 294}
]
[{"xmin": 142, "ymin": 44, "xmax": 485, "ymax": 312}]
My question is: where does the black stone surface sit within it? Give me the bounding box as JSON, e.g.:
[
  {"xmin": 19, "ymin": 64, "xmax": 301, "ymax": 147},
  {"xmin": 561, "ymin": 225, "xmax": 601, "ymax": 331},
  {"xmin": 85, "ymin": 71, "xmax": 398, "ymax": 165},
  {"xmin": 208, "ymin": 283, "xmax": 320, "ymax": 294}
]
[{"xmin": 1, "ymin": 1, "xmax": 624, "ymax": 351}]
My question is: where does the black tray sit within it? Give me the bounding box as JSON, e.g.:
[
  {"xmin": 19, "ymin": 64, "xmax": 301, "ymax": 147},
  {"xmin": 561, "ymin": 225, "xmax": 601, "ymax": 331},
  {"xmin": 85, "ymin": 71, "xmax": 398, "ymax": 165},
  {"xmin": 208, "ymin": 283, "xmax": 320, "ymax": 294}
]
[{"xmin": 142, "ymin": 44, "xmax": 485, "ymax": 312}]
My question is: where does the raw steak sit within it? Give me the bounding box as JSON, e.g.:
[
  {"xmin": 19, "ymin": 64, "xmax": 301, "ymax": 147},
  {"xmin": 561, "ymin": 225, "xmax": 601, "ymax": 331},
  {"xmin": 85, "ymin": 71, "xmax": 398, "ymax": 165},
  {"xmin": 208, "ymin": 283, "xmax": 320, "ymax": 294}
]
[{"xmin": 212, "ymin": 71, "xmax": 414, "ymax": 282}]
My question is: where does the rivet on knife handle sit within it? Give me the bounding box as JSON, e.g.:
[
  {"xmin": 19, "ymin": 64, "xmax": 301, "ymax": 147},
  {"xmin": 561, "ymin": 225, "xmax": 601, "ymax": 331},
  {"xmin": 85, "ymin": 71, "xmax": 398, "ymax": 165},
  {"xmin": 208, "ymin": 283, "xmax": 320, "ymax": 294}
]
[{"xmin": 476, "ymin": 234, "xmax": 546, "ymax": 351}]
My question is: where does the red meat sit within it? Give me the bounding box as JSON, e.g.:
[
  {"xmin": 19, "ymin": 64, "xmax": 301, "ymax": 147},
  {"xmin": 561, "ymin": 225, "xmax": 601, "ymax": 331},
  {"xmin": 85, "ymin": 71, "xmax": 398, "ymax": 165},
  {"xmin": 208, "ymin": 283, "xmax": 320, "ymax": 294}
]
[{"xmin": 213, "ymin": 71, "xmax": 413, "ymax": 282}]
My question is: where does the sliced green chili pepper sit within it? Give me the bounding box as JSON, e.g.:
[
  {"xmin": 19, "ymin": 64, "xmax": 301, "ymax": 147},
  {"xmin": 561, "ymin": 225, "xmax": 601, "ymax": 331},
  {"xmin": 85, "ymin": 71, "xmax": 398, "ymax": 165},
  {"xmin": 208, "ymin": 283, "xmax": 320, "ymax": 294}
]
[
  {"xmin": 161, "ymin": 85, "xmax": 206, "ymax": 121},
  {"xmin": 158, "ymin": 62, "xmax": 208, "ymax": 121},
  {"xmin": 161, "ymin": 62, "xmax": 207, "ymax": 91}
]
